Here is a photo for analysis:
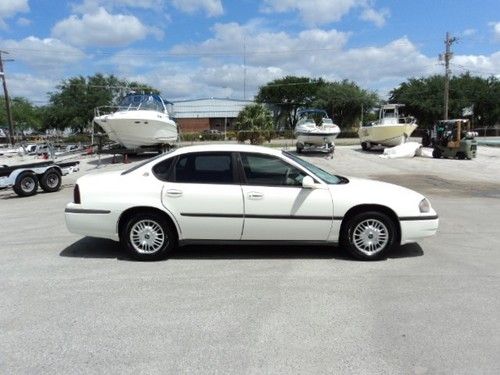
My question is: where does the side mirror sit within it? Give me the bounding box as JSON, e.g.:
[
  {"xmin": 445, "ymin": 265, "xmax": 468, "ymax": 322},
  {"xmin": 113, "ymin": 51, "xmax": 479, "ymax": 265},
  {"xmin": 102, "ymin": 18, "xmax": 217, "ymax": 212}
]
[{"xmin": 302, "ymin": 176, "xmax": 316, "ymax": 189}]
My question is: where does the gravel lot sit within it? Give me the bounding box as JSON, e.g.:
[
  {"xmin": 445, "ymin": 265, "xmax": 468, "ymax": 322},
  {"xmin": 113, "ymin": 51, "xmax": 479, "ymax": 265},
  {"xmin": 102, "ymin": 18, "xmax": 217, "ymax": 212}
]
[{"xmin": 1, "ymin": 145, "xmax": 499, "ymax": 374}]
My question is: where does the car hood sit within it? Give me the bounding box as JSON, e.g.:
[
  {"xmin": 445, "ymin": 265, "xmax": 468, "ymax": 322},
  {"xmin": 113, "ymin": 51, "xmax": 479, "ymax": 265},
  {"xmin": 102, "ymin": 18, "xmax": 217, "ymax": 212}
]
[{"xmin": 329, "ymin": 176, "xmax": 430, "ymax": 217}]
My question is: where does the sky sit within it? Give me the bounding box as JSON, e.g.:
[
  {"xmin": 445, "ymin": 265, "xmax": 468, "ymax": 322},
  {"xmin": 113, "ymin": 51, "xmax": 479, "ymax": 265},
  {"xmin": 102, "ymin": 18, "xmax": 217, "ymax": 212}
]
[{"xmin": 0, "ymin": 0, "xmax": 499, "ymax": 104}]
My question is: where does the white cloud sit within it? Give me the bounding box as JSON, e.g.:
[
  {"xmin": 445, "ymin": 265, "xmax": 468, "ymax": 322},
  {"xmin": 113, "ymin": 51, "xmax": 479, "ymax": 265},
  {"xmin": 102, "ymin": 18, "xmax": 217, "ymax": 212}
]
[
  {"xmin": 453, "ymin": 52, "xmax": 500, "ymax": 76},
  {"xmin": 360, "ymin": 7, "xmax": 389, "ymax": 27},
  {"xmin": 490, "ymin": 22, "xmax": 500, "ymax": 42},
  {"xmin": 171, "ymin": 0, "xmax": 223, "ymax": 17},
  {"xmin": 462, "ymin": 28, "xmax": 476, "ymax": 37},
  {"xmin": 1, "ymin": 36, "xmax": 86, "ymax": 69},
  {"xmin": 16, "ymin": 16, "xmax": 30, "ymax": 26},
  {"xmin": 171, "ymin": 22, "xmax": 349, "ymax": 67},
  {"xmin": 72, "ymin": 0, "xmax": 164, "ymax": 13},
  {"xmin": 0, "ymin": 0, "xmax": 29, "ymax": 28},
  {"xmin": 262, "ymin": 0, "xmax": 364, "ymax": 25},
  {"xmin": 0, "ymin": 0, "xmax": 29, "ymax": 17},
  {"xmin": 8, "ymin": 73, "xmax": 55, "ymax": 104},
  {"xmin": 52, "ymin": 7, "xmax": 156, "ymax": 47},
  {"xmin": 166, "ymin": 27, "xmax": 443, "ymax": 99}
]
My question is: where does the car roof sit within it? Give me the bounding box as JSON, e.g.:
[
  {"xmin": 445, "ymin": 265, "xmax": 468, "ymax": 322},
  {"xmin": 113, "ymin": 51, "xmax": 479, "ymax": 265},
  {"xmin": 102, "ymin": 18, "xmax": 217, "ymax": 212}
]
[{"xmin": 169, "ymin": 144, "xmax": 283, "ymax": 157}]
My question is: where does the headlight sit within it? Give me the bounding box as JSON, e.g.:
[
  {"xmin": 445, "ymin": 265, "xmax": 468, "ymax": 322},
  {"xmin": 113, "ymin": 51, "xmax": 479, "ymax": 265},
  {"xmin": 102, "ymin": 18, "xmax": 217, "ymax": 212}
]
[{"xmin": 419, "ymin": 198, "xmax": 430, "ymax": 213}]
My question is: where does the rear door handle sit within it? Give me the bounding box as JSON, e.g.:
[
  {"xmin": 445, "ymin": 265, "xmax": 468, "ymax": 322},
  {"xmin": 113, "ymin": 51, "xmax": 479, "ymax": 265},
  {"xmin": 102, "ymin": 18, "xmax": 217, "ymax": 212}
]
[
  {"xmin": 166, "ymin": 189, "xmax": 183, "ymax": 197},
  {"xmin": 248, "ymin": 191, "xmax": 263, "ymax": 200}
]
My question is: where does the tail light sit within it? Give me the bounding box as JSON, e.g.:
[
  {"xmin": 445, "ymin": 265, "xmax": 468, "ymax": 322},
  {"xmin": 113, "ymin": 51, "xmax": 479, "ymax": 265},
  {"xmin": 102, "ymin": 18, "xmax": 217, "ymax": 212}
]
[{"xmin": 74, "ymin": 184, "xmax": 81, "ymax": 204}]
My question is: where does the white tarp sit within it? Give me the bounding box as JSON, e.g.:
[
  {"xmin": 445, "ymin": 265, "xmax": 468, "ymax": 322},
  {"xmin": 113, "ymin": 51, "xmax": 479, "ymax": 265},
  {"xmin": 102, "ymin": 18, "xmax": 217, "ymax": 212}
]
[{"xmin": 379, "ymin": 142, "xmax": 423, "ymax": 159}]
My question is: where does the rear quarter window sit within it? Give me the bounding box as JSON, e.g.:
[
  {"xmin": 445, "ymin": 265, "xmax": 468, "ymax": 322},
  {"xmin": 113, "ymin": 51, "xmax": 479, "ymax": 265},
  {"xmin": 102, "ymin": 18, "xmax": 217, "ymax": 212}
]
[{"xmin": 152, "ymin": 157, "xmax": 175, "ymax": 181}]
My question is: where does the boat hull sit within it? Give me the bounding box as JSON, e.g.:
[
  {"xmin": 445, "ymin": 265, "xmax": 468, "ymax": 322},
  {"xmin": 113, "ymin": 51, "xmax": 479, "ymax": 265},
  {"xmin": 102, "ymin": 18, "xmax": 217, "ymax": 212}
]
[
  {"xmin": 94, "ymin": 110, "xmax": 178, "ymax": 149},
  {"xmin": 358, "ymin": 123, "xmax": 417, "ymax": 147},
  {"xmin": 296, "ymin": 132, "xmax": 340, "ymax": 146}
]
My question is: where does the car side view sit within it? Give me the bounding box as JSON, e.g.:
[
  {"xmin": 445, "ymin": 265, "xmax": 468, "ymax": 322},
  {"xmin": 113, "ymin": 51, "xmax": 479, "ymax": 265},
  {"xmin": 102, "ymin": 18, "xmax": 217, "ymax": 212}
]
[{"xmin": 65, "ymin": 144, "xmax": 438, "ymax": 261}]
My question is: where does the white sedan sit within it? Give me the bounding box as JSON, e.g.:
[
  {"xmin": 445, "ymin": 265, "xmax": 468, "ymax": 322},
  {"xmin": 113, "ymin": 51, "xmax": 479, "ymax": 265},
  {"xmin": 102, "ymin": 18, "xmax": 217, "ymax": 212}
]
[{"xmin": 65, "ymin": 144, "xmax": 438, "ymax": 261}]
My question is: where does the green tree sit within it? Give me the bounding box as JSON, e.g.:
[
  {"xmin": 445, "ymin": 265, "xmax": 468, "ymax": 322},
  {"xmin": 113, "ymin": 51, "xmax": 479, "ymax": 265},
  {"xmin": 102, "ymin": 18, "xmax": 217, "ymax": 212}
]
[
  {"xmin": 235, "ymin": 103, "xmax": 274, "ymax": 144},
  {"xmin": 0, "ymin": 96, "xmax": 43, "ymax": 131},
  {"xmin": 45, "ymin": 73, "xmax": 159, "ymax": 132},
  {"xmin": 256, "ymin": 76, "xmax": 326, "ymax": 129},
  {"xmin": 313, "ymin": 80, "xmax": 379, "ymax": 128},
  {"xmin": 390, "ymin": 73, "xmax": 500, "ymax": 128}
]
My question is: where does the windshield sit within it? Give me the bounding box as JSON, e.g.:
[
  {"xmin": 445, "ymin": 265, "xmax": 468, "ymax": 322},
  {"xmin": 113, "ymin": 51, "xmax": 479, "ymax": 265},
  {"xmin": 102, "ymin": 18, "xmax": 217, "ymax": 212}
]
[
  {"xmin": 283, "ymin": 151, "xmax": 345, "ymax": 184},
  {"xmin": 119, "ymin": 94, "xmax": 165, "ymax": 112}
]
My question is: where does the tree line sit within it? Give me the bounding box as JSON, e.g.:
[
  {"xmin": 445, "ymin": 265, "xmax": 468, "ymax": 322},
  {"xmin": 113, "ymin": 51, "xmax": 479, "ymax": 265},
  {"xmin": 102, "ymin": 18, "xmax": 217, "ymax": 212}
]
[{"xmin": 1, "ymin": 72, "xmax": 500, "ymax": 135}]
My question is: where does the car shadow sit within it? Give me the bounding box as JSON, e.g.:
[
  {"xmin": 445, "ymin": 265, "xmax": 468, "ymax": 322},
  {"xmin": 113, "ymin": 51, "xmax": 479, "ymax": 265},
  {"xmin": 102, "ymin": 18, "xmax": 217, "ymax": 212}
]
[
  {"xmin": 60, "ymin": 237, "xmax": 126, "ymax": 259},
  {"xmin": 60, "ymin": 237, "xmax": 423, "ymax": 261}
]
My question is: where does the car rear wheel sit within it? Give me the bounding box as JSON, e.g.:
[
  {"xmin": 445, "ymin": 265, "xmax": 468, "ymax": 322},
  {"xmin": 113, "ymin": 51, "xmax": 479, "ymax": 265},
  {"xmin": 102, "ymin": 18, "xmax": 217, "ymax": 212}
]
[
  {"xmin": 342, "ymin": 211, "xmax": 396, "ymax": 260},
  {"xmin": 121, "ymin": 212, "xmax": 177, "ymax": 261}
]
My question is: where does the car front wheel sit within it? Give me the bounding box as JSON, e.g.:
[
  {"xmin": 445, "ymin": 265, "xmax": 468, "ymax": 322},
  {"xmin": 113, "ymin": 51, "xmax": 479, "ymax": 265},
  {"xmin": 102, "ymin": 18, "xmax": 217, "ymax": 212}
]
[
  {"xmin": 342, "ymin": 211, "xmax": 396, "ymax": 260},
  {"xmin": 121, "ymin": 212, "xmax": 177, "ymax": 261}
]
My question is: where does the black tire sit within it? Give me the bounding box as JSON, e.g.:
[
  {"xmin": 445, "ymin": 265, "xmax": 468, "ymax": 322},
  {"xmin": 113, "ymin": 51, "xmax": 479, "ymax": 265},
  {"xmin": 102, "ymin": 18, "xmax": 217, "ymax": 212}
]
[
  {"xmin": 421, "ymin": 132, "xmax": 431, "ymax": 147},
  {"xmin": 40, "ymin": 169, "xmax": 62, "ymax": 192},
  {"xmin": 296, "ymin": 146, "xmax": 302, "ymax": 153},
  {"xmin": 120, "ymin": 212, "xmax": 177, "ymax": 261},
  {"xmin": 456, "ymin": 152, "xmax": 466, "ymax": 160},
  {"xmin": 341, "ymin": 211, "xmax": 397, "ymax": 260},
  {"xmin": 432, "ymin": 148, "xmax": 442, "ymax": 159},
  {"xmin": 361, "ymin": 142, "xmax": 370, "ymax": 151},
  {"xmin": 13, "ymin": 171, "xmax": 39, "ymax": 197}
]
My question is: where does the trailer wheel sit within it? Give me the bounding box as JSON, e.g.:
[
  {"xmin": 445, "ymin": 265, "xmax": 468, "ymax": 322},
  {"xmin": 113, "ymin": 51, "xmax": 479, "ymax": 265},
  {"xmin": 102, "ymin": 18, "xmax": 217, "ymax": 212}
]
[
  {"xmin": 13, "ymin": 171, "xmax": 39, "ymax": 197},
  {"xmin": 432, "ymin": 148, "xmax": 442, "ymax": 159},
  {"xmin": 40, "ymin": 169, "xmax": 62, "ymax": 192}
]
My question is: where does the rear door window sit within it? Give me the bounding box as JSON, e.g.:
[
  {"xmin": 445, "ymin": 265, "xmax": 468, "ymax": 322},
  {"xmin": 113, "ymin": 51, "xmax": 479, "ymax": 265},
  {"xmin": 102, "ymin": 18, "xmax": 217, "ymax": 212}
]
[{"xmin": 174, "ymin": 152, "xmax": 234, "ymax": 184}]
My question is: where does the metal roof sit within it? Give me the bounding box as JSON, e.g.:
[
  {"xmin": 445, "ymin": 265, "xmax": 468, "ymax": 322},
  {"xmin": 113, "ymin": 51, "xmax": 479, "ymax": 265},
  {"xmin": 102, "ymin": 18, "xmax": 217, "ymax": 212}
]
[{"xmin": 172, "ymin": 98, "xmax": 253, "ymax": 119}]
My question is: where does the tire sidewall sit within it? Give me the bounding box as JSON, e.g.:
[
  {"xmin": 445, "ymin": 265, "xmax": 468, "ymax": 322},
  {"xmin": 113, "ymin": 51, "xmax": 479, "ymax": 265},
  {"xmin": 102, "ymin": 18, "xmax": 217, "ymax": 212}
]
[
  {"xmin": 121, "ymin": 212, "xmax": 176, "ymax": 261},
  {"xmin": 41, "ymin": 169, "xmax": 62, "ymax": 192},
  {"xmin": 344, "ymin": 211, "xmax": 396, "ymax": 260},
  {"xmin": 14, "ymin": 172, "xmax": 38, "ymax": 197}
]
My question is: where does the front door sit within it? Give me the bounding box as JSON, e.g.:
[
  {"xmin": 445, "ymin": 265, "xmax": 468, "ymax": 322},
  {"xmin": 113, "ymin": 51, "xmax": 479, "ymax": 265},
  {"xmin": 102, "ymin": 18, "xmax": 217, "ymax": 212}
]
[
  {"xmin": 239, "ymin": 153, "xmax": 333, "ymax": 241},
  {"xmin": 161, "ymin": 152, "xmax": 243, "ymax": 240}
]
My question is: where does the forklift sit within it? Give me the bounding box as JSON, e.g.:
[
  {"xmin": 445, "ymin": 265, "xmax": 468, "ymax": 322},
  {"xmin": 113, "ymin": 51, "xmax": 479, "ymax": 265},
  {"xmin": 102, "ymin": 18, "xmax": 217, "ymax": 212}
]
[{"xmin": 422, "ymin": 119, "xmax": 478, "ymax": 159}]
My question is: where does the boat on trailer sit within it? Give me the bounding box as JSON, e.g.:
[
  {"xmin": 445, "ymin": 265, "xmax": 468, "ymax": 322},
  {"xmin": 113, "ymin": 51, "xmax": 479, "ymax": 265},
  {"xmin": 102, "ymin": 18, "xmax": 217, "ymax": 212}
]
[
  {"xmin": 294, "ymin": 109, "xmax": 341, "ymax": 153},
  {"xmin": 93, "ymin": 93, "xmax": 178, "ymax": 150},
  {"xmin": 358, "ymin": 104, "xmax": 417, "ymax": 150}
]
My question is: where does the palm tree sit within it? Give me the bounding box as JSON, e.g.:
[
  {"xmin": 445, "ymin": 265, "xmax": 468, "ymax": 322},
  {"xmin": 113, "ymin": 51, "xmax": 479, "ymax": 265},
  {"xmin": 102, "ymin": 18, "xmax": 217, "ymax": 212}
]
[{"xmin": 235, "ymin": 104, "xmax": 274, "ymax": 144}]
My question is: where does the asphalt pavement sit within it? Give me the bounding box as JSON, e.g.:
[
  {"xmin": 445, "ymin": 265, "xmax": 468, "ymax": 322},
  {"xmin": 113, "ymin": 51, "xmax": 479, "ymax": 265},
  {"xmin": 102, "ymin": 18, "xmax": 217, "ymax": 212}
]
[{"xmin": 1, "ymin": 145, "xmax": 499, "ymax": 374}]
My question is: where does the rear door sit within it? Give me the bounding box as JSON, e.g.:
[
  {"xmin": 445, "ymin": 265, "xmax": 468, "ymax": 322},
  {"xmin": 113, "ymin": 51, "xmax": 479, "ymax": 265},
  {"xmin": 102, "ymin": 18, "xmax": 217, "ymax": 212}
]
[
  {"xmin": 238, "ymin": 152, "xmax": 333, "ymax": 241},
  {"xmin": 160, "ymin": 152, "xmax": 243, "ymax": 240}
]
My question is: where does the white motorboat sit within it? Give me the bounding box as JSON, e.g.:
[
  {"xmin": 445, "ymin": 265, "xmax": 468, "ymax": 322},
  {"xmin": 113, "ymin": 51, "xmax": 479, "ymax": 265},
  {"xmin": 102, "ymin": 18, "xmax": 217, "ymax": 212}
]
[
  {"xmin": 94, "ymin": 93, "xmax": 178, "ymax": 149},
  {"xmin": 358, "ymin": 104, "xmax": 417, "ymax": 150},
  {"xmin": 294, "ymin": 109, "xmax": 341, "ymax": 153}
]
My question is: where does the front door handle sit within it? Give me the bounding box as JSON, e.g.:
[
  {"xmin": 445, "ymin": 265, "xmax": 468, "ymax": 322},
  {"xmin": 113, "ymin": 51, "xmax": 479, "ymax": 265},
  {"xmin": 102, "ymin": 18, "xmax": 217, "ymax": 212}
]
[
  {"xmin": 248, "ymin": 191, "xmax": 263, "ymax": 200},
  {"xmin": 166, "ymin": 189, "xmax": 183, "ymax": 197}
]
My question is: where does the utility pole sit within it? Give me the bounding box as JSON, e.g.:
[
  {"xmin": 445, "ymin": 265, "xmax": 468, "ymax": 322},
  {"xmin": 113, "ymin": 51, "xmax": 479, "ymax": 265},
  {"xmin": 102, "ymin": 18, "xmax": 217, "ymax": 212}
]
[
  {"xmin": 0, "ymin": 50, "xmax": 15, "ymax": 146},
  {"xmin": 243, "ymin": 37, "xmax": 247, "ymax": 100},
  {"xmin": 441, "ymin": 32, "xmax": 457, "ymax": 120}
]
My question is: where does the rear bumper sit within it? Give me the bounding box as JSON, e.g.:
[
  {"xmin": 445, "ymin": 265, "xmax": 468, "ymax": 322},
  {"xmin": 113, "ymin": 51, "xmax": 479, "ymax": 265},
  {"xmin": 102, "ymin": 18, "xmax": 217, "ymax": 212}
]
[
  {"xmin": 400, "ymin": 216, "xmax": 439, "ymax": 245},
  {"xmin": 65, "ymin": 204, "xmax": 119, "ymax": 241}
]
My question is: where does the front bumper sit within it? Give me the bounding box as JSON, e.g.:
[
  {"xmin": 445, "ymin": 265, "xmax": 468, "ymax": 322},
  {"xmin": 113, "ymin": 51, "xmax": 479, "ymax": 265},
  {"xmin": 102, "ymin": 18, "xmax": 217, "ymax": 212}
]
[{"xmin": 400, "ymin": 216, "xmax": 439, "ymax": 244}]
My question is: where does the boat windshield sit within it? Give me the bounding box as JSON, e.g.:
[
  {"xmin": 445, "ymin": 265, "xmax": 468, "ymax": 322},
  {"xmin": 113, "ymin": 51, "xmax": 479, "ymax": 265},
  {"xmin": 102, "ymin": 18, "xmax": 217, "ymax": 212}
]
[
  {"xmin": 119, "ymin": 94, "xmax": 166, "ymax": 112},
  {"xmin": 283, "ymin": 151, "xmax": 346, "ymax": 184}
]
